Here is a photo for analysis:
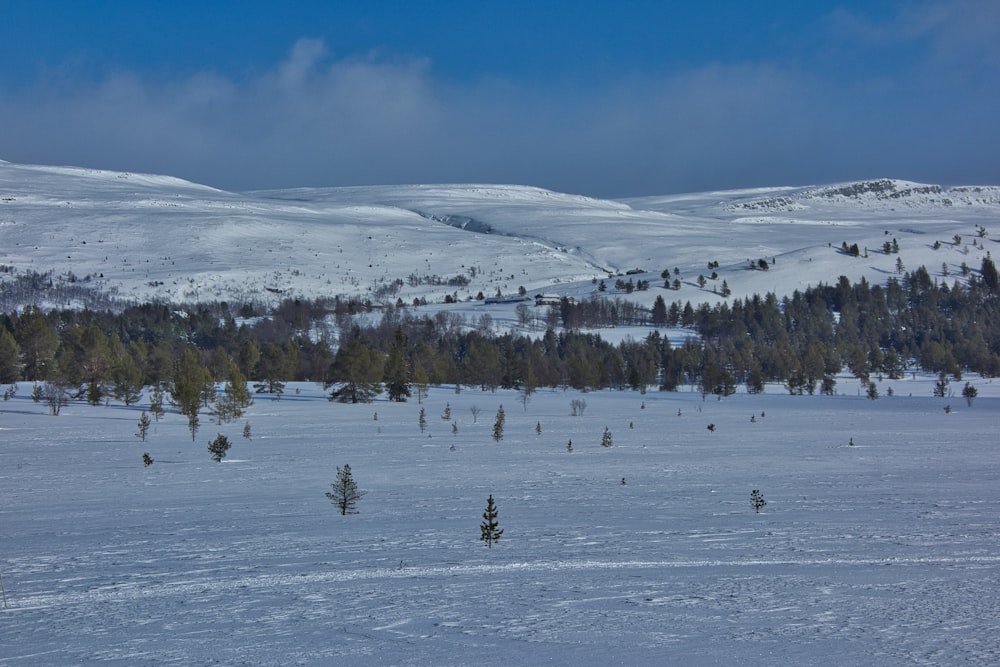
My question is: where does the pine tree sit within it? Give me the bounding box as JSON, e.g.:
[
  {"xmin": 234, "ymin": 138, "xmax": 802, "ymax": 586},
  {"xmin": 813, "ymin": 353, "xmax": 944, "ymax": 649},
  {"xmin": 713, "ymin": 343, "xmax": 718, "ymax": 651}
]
[
  {"xmin": 413, "ymin": 365, "xmax": 429, "ymax": 404},
  {"xmin": 962, "ymin": 382, "xmax": 978, "ymax": 407},
  {"xmin": 0, "ymin": 327, "xmax": 21, "ymax": 383},
  {"xmin": 207, "ymin": 433, "xmax": 231, "ymax": 463},
  {"xmin": 981, "ymin": 256, "xmax": 999, "ymax": 292},
  {"xmin": 866, "ymin": 381, "xmax": 879, "ymax": 400},
  {"xmin": 172, "ymin": 348, "xmax": 211, "ymax": 418},
  {"xmin": 384, "ymin": 328, "xmax": 411, "ymax": 402},
  {"xmin": 142, "ymin": 452, "xmax": 153, "ymax": 467},
  {"xmin": 750, "ymin": 489, "xmax": 767, "ymax": 513},
  {"xmin": 149, "ymin": 384, "xmax": 165, "ymax": 421},
  {"xmin": 136, "ymin": 411, "xmax": 151, "ymax": 442},
  {"xmin": 442, "ymin": 402, "xmax": 451, "ymax": 420},
  {"xmin": 418, "ymin": 406, "xmax": 427, "ymax": 433},
  {"xmin": 86, "ymin": 379, "xmax": 104, "ymax": 406},
  {"xmin": 242, "ymin": 421, "xmax": 252, "ymax": 440},
  {"xmin": 254, "ymin": 342, "xmax": 289, "ymax": 396},
  {"xmin": 601, "ymin": 426, "xmax": 613, "ymax": 448},
  {"xmin": 492, "ymin": 404, "xmax": 505, "ymax": 442},
  {"xmin": 112, "ymin": 351, "xmax": 143, "ymax": 406},
  {"xmin": 216, "ymin": 360, "xmax": 252, "ymax": 422},
  {"xmin": 933, "ymin": 372, "xmax": 949, "ymax": 398},
  {"xmin": 651, "ymin": 295, "xmax": 668, "ymax": 325},
  {"xmin": 327, "ymin": 333, "xmax": 383, "ymax": 403},
  {"xmin": 480, "ymin": 494, "xmax": 503, "ymax": 548},
  {"xmin": 326, "ymin": 464, "xmax": 366, "ymax": 515}
]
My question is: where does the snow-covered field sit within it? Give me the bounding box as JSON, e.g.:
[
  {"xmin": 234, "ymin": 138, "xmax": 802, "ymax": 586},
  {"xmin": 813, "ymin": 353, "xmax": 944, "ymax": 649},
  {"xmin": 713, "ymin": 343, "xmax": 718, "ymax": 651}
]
[{"xmin": 2, "ymin": 381, "xmax": 998, "ymax": 665}]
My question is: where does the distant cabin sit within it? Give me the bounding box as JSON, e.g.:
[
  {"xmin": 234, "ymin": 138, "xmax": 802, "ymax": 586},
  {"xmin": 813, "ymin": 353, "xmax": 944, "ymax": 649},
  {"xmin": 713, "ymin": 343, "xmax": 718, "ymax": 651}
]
[
  {"xmin": 534, "ymin": 293, "xmax": 574, "ymax": 306},
  {"xmin": 484, "ymin": 294, "xmax": 532, "ymax": 304},
  {"xmin": 534, "ymin": 293, "xmax": 562, "ymax": 306}
]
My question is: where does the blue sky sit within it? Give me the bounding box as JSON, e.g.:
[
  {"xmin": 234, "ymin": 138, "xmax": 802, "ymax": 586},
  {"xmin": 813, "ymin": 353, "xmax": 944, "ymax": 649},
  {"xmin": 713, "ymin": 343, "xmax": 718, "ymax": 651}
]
[{"xmin": 1, "ymin": 1, "xmax": 997, "ymax": 196}]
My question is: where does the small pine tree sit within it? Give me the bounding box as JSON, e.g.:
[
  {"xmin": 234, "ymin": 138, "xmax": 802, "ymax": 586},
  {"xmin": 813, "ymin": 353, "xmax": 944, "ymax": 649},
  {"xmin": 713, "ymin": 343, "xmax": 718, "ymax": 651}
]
[
  {"xmin": 242, "ymin": 421, "xmax": 252, "ymax": 440},
  {"xmin": 750, "ymin": 489, "xmax": 767, "ymax": 513},
  {"xmin": 442, "ymin": 402, "xmax": 451, "ymax": 420},
  {"xmin": 142, "ymin": 452, "xmax": 153, "ymax": 467},
  {"xmin": 492, "ymin": 405, "xmax": 505, "ymax": 442},
  {"xmin": 188, "ymin": 413, "xmax": 200, "ymax": 442},
  {"xmin": 136, "ymin": 411, "xmax": 151, "ymax": 442},
  {"xmin": 535, "ymin": 420, "xmax": 541, "ymax": 435},
  {"xmin": 601, "ymin": 426, "xmax": 613, "ymax": 448},
  {"xmin": 933, "ymin": 372, "xmax": 949, "ymax": 398},
  {"xmin": 149, "ymin": 385, "xmax": 165, "ymax": 421},
  {"xmin": 567, "ymin": 439, "xmax": 573, "ymax": 453},
  {"xmin": 866, "ymin": 381, "xmax": 879, "ymax": 400},
  {"xmin": 86, "ymin": 380, "xmax": 104, "ymax": 406},
  {"xmin": 418, "ymin": 406, "xmax": 427, "ymax": 433},
  {"xmin": 207, "ymin": 433, "xmax": 231, "ymax": 463},
  {"xmin": 326, "ymin": 464, "xmax": 366, "ymax": 515},
  {"xmin": 962, "ymin": 382, "xmax": 978, "ymax": 407},
  {"xmin": 480, "ymin": 494, "xmax": 504, "ymax": 548}
]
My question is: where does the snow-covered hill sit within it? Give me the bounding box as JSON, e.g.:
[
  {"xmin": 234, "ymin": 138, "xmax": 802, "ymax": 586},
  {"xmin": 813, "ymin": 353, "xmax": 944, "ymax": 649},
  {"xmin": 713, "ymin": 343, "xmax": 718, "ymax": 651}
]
[{"xmin": 1, "ymin": 159, "xmax": 997, "ymax": 310}]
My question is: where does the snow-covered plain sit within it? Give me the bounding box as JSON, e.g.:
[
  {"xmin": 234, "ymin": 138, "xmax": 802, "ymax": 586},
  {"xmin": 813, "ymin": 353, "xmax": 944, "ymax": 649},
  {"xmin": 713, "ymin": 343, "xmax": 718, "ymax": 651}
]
[{"xmin": 2, "ymin": 380, "xmax": 998, "ymax": 665}]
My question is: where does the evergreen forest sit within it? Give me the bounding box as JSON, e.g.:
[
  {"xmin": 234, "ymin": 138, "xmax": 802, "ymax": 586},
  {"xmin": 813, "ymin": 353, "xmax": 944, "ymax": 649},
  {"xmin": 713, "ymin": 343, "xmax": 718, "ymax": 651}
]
[{"xmin": 1, "ymin": 258, "xmax": 996, "ymax": 406}]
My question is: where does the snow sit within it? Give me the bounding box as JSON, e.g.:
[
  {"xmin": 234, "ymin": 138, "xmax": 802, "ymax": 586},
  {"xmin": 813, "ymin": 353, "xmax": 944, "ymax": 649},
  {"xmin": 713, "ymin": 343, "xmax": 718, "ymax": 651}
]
[
  {"xmin": 1, "ymin": 161, "xmax": 997, "ymax": 312},
  {"xmin": 1, "ymin": 160, "xmax": 1000, "ymax": 663},
  {"xmin": 2, "ymin": 381, "xmax": 998, "ymax": 665}
]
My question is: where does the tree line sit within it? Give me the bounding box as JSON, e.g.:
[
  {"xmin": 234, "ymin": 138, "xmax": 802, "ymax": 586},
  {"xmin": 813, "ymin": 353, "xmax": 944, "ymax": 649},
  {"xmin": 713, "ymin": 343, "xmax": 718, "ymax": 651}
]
[{"xmin": 0, "ymin": 258, "xmax": 996, "ymax": 405}]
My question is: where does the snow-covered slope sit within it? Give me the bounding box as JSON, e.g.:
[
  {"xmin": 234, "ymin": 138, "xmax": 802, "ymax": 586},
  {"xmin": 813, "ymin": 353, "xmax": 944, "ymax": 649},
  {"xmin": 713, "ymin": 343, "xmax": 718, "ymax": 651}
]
[{"xmin": 1, "ymin": 159, "xmax": 997, "ymax": 309}]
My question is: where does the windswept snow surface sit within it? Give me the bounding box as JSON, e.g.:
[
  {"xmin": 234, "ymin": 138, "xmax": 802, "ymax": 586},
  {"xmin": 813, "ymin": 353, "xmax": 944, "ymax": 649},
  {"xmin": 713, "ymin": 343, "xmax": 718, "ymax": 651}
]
[
  {"xmin": 1, "ymin": 159, "xmax": 998, "ymax": 310},
  {"xmin": 2, "ymin": 381, "xmax": 999, "ymax": 665}
]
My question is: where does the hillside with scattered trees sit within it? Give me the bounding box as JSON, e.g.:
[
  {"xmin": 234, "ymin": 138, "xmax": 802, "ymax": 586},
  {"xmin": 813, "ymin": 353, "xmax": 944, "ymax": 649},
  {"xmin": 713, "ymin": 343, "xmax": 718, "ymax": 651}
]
[{"xmin": 1, "ymin": 258, "xmax": 996, "ymax": 406}]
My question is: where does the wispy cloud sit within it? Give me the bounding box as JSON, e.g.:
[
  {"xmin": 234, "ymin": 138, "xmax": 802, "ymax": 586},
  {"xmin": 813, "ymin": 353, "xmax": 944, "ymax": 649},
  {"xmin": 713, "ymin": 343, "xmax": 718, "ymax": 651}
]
[{"xmin": 0, "ymin": 33, "xmax": 997, "ymax": 196}]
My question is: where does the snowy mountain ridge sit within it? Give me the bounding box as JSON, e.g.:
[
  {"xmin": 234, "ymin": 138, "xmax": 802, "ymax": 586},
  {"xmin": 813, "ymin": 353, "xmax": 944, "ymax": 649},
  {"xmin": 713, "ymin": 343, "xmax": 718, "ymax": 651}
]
[{"xmin": 1, "ymin": 158, "xmax": 997, "ymax": 310}]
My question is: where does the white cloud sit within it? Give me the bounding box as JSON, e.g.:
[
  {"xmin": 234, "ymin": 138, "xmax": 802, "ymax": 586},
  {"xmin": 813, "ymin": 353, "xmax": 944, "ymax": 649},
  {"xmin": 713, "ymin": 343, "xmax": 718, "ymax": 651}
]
[{"xmin": 0, "ymin": 35, "xmax": 996, "ymax": 196}]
